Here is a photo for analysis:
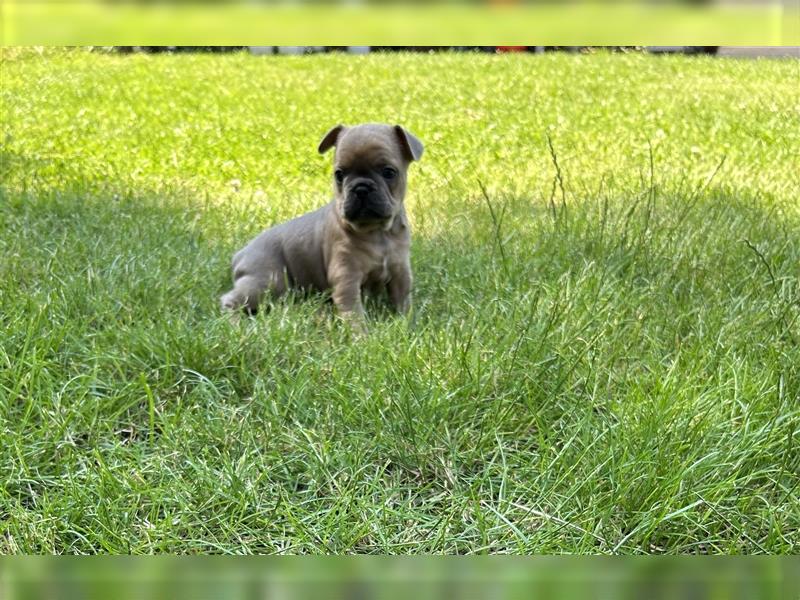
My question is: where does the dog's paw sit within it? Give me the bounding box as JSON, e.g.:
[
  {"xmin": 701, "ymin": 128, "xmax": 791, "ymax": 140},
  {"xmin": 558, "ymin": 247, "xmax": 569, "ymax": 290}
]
[
  {"xmin": 338, "ymin": 311, "xmax": 369, "ymax": 338},
  {"xmin": 220, "ymin": 290, "xmax": 240, "ymax": 311}
]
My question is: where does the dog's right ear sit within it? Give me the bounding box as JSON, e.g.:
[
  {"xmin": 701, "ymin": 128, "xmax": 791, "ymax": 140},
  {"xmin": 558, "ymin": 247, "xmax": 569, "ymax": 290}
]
[{"xmin": 318, "ymin": 125, "xmax": 345, "ymax": 154}]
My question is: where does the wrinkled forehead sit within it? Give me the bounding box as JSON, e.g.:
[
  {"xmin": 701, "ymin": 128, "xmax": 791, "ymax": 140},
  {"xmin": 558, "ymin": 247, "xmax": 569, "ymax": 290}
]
[{"xmin": 335, "ymin": 127, "xmax": 403, "ymax": 168}]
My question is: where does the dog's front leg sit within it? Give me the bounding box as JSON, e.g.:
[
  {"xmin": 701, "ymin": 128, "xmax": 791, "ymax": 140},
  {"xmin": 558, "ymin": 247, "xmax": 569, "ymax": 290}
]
[
  {"xmin": 331, "ymin": 270, "xmax": 368, "ymax": 334},
  {"xmin": 388, "ymin": 260, "xmax": 412, "ymax": 315}
]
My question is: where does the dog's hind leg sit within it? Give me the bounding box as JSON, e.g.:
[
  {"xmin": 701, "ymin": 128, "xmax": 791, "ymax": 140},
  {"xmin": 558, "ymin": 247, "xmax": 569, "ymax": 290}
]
[{"xmin": 220, "ymin": 271, "xmax": 286, "ymax": 315}]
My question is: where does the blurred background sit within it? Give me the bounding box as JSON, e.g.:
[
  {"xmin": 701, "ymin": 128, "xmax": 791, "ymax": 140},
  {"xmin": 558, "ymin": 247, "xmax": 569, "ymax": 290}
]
[
  {"xmin": 6, "ymin": 0, "xmax": 797, "ymax": 46},
  {"xmin": 96, "ymin": 46, "xmax": 800, "ymax": 56}
]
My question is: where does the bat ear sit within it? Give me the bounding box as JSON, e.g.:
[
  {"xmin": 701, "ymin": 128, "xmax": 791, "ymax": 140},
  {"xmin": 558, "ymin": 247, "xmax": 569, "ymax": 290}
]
[
  {"xmin": 318, "ymin": 124, "xmax": 345, "ymax": 154},
  {"xmin": 394, "ymin": 125, "xmax": 424, "ymax": 161}
]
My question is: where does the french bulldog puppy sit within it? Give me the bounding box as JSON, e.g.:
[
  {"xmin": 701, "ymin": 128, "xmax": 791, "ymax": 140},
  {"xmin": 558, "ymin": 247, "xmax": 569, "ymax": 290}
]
[{"xmin": 220, "ymin": 123, "xmax": 423, "ymax": 330}]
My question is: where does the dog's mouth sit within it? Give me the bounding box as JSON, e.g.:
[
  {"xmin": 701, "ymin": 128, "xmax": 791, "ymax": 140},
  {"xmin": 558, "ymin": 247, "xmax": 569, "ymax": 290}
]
[{"xmin": 343, "ymin": 195, "xmax": 393, "ymax": 224}]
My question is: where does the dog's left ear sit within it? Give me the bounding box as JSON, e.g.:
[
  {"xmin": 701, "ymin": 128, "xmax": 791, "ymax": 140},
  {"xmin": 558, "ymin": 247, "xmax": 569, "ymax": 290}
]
[
  {"xmin": 318, "ymin": 125, "xmax": 345, "ymax": 154},
  {"xmin": 394, "ymin": 126, "xmax": 424, "ymax": 161}
]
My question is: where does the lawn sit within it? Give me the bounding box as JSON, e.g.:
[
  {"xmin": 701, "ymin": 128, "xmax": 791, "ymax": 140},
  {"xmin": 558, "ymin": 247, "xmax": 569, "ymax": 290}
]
[{"xmin": 1, "ymin": 47, "xmax": 798, "ymax": 554}]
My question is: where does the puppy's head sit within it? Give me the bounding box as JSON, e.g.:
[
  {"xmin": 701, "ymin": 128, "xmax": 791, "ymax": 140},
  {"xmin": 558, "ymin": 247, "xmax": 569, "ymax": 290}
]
[{"xmin": 319, "ymin": 123, "xmax": 423, "ymax": 230}]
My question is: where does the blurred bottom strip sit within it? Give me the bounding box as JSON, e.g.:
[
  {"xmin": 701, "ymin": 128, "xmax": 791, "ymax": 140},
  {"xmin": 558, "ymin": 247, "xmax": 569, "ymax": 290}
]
[{"xmin": 1, "ymin": 557, "xmax": 798, "ymax": 600}]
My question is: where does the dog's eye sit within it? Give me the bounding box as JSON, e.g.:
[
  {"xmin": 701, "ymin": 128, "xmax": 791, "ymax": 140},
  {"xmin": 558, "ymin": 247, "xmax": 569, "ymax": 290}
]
[
  {"xmin": 334, "ymin": 169, "xmax": 344, "ymax": 184},
  {"xmin": 382, "ymin": 167, "xmax": 397, "ymax": 180}
]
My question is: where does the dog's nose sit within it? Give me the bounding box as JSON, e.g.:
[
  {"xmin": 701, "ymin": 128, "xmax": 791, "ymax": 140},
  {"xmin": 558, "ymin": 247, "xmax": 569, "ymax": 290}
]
[{"xmin": 353, "ymin": 183, "xmax": 371, "ymax": 199}]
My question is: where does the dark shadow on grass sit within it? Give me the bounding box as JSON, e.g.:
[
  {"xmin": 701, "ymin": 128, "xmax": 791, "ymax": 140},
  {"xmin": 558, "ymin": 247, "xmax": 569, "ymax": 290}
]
[
  {"xmin": 5, "ymin": 154, "xmax": 798, "ymax": 338},
  {"xmin": 5, "ymin": 170, "xmax": 798, "ymax": 361}
]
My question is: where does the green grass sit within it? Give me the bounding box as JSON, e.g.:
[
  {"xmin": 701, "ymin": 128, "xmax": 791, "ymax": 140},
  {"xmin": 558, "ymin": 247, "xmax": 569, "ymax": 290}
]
[{"xmin": 1, "ymin": 47, "xmax": 799, "ymax": 554}]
